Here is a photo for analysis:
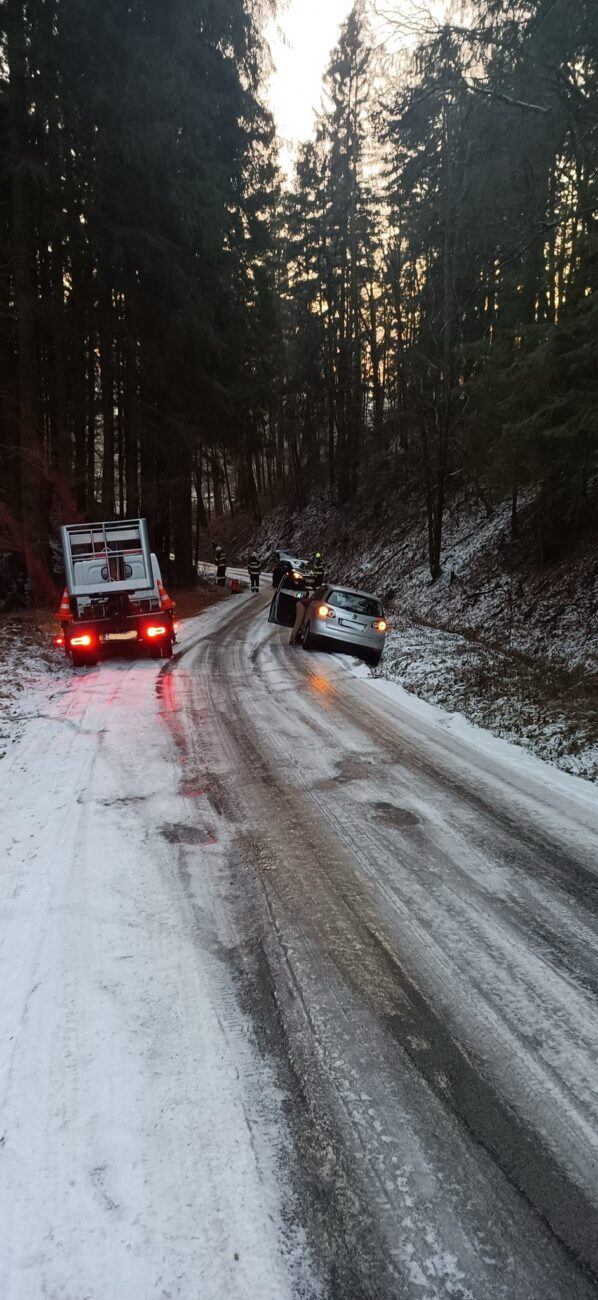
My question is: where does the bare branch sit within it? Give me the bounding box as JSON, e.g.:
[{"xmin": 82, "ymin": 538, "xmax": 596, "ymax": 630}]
[{"xmin": 466, "ymin": 81, "xmax": 551, "ymax": 116}]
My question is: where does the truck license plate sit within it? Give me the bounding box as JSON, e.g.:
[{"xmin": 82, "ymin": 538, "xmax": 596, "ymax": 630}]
[{"xmin": 102, "ymin": 631, "xmax": 138, "ymax": 642}]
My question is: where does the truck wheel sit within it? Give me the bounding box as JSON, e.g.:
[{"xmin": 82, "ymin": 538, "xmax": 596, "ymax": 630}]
[
  {"xmin": 161, "ymin": 640, "xmax": 173, "ymax": 659},
  {"xmin": 72, "ymin": 651, "xmax": 97, "ymax": 669}
]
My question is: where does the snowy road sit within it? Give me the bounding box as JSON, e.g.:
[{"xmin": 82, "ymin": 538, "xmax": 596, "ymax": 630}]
[
  {"xmin": 1, "ymin": 589, "xmax": 598, "ymax": 1298},
  {"xmin": 0, "ymin": 606, "xmax": 312, "ymax": 1300}
]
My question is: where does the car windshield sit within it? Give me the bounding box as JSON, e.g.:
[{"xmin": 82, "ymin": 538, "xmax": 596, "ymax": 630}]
[{"xmin": 328, "ymin": 590, "xmax": 383, "ymax": 618}]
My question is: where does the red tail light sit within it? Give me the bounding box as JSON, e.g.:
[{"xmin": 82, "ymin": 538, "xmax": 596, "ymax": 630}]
[
  {"xmin": 54, "ymin": 634, "xmax": 65, "ymax": 647},
  {"xmin": 145, "ymin": 624, "xmax": 168, "ymax": 639},
  {"xmin": 71, "ymin": 634, "xmax": 94, "ymax": 648}
]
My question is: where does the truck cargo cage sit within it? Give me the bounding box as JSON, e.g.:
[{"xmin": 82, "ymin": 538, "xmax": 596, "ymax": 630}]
[{"xmin": 61, "ymin": 519, "xmax": 154, "ymax": 596}]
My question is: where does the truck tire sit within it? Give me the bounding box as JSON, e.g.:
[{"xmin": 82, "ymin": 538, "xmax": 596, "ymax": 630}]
[
  {"xmin": 72, "ymin": 651, "xmax": 97, "ymax": 669},
  {"xmin": 161, "ymin": 640, "xmax": 173, "ymax": 659}
]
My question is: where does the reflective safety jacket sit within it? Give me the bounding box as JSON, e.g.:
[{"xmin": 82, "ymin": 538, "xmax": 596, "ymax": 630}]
[{"xmin": 248, "ymin": 559, "xmax": 261, "ymax": 575}]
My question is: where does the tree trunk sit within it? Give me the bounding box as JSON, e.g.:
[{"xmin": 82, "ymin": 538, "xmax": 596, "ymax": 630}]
[
  {"xmin": 86, "ymin": 333, "xmax": 97, "ymax": 513},
  {"xmin": 124, "ymin": 324, "xmax": 139, "ymax": 515},
  {"xmin": 7, "ymin": 0, "xmax": 48, "ymax": 598},
  {"xmin": 100, "ymin": 278, "xmax": 115, "ymax": 515},
  {"xmin": 212, "ymin": 454, "xmax": 223, "ymax": 517},
  {"xmin": 193, "ymin": 447, "xmax": 209, "ymax": 529},
  {"xmin": 222, "ymin": 450, "xmax": 234, "ymax": 514},
  {"xmin": 49, "ymin": 230, "xmax": 71, "ymax": 513},
  {"xmin": 172, "ymin": 439, "xmax": 194, "ymax": 586},
  {"xmin": 116, "ymin": 343, "xmax": 125, "ymax": 514},
  {"xmin": 71, "ymin": 230, "xmax": 88, "ymax": 514},
  {"xmin": 139, "ymin": 394, "xmax": 158, "ymax": 544}
]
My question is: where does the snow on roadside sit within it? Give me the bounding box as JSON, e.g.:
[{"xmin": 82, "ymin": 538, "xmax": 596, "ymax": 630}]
[
  {"xmin": 357, "ymin": 617, "xmax": 598, "ymax": 783},
  {"xmin": 0, "ymin": 618, "xmax": 69, "ymax": 757}
]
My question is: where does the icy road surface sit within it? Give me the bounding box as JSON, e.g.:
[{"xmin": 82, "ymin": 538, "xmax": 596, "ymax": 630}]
[
  {"xmin": 0, "ymin": 598, "xmax": 312, "ymax": 1300},
  {"xmin": 1, "ymin": 589, "xmax": 598, "ymax": 1299}
]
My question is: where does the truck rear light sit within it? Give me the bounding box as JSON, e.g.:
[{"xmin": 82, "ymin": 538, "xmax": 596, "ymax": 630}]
[
  {"xmin": 145, "ymin": 624, "xmax": 168, "ymax": 639},
  {"xmin": 71, "ymin": 634, "xmax": 95, "ymax": 648},
  {"xmin": 54, "ymin": 634, "xmax": 65, "ymax": 647}
]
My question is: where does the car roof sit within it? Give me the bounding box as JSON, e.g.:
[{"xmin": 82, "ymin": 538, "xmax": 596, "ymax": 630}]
[{"xmin": 324, "ymin": 583, "xmax": 383, "ymax": 601}]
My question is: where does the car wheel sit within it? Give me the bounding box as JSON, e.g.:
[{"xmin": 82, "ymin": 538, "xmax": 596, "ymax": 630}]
[
  {"xmin": 302, "ymin": 621, "xmax": 318, "ymax": 650},
  {"xmin": 364, "ymin": 650, "xmax": 382, "ymax": 668}
]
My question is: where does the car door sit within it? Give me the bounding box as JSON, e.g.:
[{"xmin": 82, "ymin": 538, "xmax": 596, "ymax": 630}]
[
  {"xmin": 268, "ymin": 571, "xmax": 309, "ymax": 626},
  {"xmin": 268, "ymin": 586, "xmax": 283, "ymax": 623}
]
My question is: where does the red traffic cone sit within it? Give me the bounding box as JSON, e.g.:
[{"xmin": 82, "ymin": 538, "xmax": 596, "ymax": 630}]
[
  {"xmin": 157, "ymin": 579, "xmax": 175, "ymax": 612},
  {"xmin": 55, "ymin": 587, "xmax": 73, "ymax": 622}
]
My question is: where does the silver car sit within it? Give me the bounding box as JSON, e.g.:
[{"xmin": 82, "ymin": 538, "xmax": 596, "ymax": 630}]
[{"xmin": 299, "ymin": 584, "xmax": 387, "ymax": 667}]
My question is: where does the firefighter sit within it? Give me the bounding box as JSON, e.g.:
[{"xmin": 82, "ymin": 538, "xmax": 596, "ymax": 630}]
[
  {"xmin": 248, "ymin": 553, "xmax": 261, "ymax": 592},
  {"xmin": 313, "ymin": 551, "xmax": 325, "ymax": 585},
  {"xmin": 216, "ymin": 550, "xmax": 227, "ymax": 587}
]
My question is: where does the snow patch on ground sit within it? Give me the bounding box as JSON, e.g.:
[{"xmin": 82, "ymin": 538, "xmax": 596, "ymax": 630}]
[
  {"xmin": 375, "ymin": 619, "xmax": 598, "ymax": 783},
  {"xmin": 0, "ymin": 619, "xmax": 69, "ymax": 757}
]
